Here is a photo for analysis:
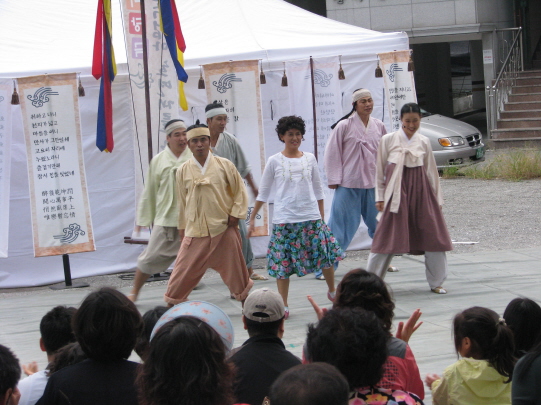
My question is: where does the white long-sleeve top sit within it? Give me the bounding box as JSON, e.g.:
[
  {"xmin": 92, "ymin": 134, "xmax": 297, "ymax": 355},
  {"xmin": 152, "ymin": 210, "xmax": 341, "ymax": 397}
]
[
  {"xmin": 376, "ymin": 129, "xmax": 443, "ymax": 214},
  {"xmin": 257, "ymin": 152, "xmax": 324, "ymax": 224}
]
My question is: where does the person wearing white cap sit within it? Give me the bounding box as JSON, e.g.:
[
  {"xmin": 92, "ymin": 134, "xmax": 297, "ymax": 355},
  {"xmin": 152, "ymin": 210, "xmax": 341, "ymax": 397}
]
[
  {"xmin": 229, "ymin": 288, "xmax": 301, "ymax": 405},
  {"xmin": 205, "ymin": 101, "xmax": 267, "ymax": 282},
  {"xmin": 321, "ymin": 88, "xmax": 394, "ymax": 276},
  {"xmin": 128, "ymin": 119, "xmax": 191, "ymax": 302},
  {"xmin": 164, "ymin": 124, "xmax": 253, "ymax": 305}
]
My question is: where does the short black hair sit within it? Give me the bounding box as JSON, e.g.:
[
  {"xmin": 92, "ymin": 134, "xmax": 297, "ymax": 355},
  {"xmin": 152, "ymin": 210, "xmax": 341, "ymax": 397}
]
[
  {"xmin": 73, "ymin": 287, "xmax": 143, "ymax": 362},
  {"xmin": 400, "ymin": 102, "xmax": 422, "ymax": 118},
  {"xmin": 504, "ymin": 298, "xmax": 541, "ymax": 356},
  {"xmin": 186, "ymin": 122, "xmax": 209, "ymax": 132},
  {"xmin": 205, "ymin": 101, "xmax": 224, "ymax": 113},
  {"xmin": 244, "ymin": 317, "xmax": 284, "ymax": 337},
  {"xmin": 135, "ymin": 306, "xmax": 169, "ymax": 360},
  {"xmin": 275, "ymin": 116, "xmax": 306, "ymax": 142},
  {"xmin": 0, "ymin": 344, "xmax": 21, "ymax": 397},
  {"xmin": 306, "ymin": 307, "xmax": 388, "ymax": 389},
  {"xmin": 269, "ymin": 363, "xmax": 349, "ymax": 405},
  {"xmin": 40, "ymin": 305, "xmax": 77, "ymax": 355},
  {"xmin": 136, "ymin": 316, "xmax": 234, "ymax": 405}
]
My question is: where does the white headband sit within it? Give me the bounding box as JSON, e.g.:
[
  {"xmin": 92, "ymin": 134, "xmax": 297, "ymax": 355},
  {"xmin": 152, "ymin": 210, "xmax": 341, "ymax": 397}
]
[
  {"xmin": 352, "ymin": 89, "xmax": 372, "ymax": 103},
  {"xmin": 165, "ymin": 121, "xmax": 187, "ymax": 136},
  {"xmin": 206, "ymin": 107, "xmax": 227, "ymax": 119}
]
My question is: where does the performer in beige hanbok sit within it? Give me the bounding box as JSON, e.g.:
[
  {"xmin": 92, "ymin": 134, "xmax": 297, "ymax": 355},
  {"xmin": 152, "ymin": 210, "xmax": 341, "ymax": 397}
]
[{"xmin": 164, "ymin": 124, "xmax": 253, "ymax": 305}]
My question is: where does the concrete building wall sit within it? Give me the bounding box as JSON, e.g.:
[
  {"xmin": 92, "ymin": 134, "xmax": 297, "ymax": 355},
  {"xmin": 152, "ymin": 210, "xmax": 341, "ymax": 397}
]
[{"xmin": 326, "ymin": 0, "xmax": 513, "ymax": 35}]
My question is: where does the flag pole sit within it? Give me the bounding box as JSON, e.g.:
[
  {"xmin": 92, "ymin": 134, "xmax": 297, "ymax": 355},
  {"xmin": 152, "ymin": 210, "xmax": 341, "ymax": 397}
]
[
  {"xmin": 309, "ymin": 56, "xmax": 318, "ymax": 160},
  {"xmin": 139, "ymin": 0, "xmax": 154, "ymax": 164}
]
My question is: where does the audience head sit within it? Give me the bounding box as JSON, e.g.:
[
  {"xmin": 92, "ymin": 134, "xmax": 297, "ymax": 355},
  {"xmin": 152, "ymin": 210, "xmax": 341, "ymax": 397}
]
[
  {"xmin": 137, "ymin": 316, "xmax": 234, "ymax": 405},
  {"xmin": 333, "ymin": 268, "xmax": 395, "ymax": 334},
  {"xmin": 503, "ymin": 298, "xmax": 541, "ymax": 356},
  {"xmin": 453, "ymin": 306, "xmax": 515, "ymax": 380},
  {"xmin": 47, "ymin": 342, "xmax": 87, "ymax": 376},
  {"xmin": 135, "ymin": 306, "xmax": 169, "ymax": 360},
  {"xmin": 0, "ymin": 344, "xmax": 21, "ymax": 405},
  {"xmin": 269, "ymin": 363, "xmax": 349, "ymax": 405},
  {"xmin": 150, "ymin": 301, "xmax": 235, "ymax": 351},
  {"xmin": 40, "ymin": 305, "xmax": 77, "ymax": 356},
  {"xmin": 242, "ymin": 288, "xmax": 285, "ymax": 338},
  {"xmin": 306, "ymin": 307, "xmax": 388, "ymax": 390},
  {"xmin": 73, "ymin": 287, "xmax": 142, "ymax": 362}
]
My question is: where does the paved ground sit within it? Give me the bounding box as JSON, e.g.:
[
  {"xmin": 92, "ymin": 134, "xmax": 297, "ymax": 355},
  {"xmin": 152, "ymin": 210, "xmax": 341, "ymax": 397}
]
[{"xmin": 2, "ymin": 245, "xmax": 540, "ymax": 404}]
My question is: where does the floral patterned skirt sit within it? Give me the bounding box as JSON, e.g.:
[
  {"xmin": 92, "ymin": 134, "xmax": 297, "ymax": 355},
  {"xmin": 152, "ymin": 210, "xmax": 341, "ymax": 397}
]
[{"xmin": 267, "ymin": 219, "xmax": 344, "ymax": 279}]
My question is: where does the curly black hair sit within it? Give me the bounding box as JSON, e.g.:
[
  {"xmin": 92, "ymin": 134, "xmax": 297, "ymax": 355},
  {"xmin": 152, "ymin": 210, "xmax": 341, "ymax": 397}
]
[
  {"xmin": 137, "ymin": 316, "xmax": 235, "ymax": 405},
  {"xmin": 306, "ymin": 307, "xmax": 388, "ymax": 389},
  {"xmin": 333, "ymin": 268, "xmax": 395, "ymax": 334},
  {"xmin": 275, "ymin": 115, "xmax": 306, "ymax": 143}
]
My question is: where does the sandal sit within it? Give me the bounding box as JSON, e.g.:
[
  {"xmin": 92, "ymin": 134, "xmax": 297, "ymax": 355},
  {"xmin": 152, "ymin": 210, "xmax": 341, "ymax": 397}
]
[
  {"xmin": 284, "ymin": 307, "xmax": 290, "ymax": 320},
  {"xmin": 315, "ymin": 274, "xmax": 325, "ymax": 280},
  {"xmin": 327, "ymin": 291, "xmax": 336, "ymax": 302},
  {"xmin": 387, "ymin": 266, "xmax": 399, "ymax": 272},
  {"xmin": 431, "ymin": 286, "xmax": 447, "ymax": 294},
  {"xmin": 250, "ymin": 272, "xmax": 269, "ymax": 281}
]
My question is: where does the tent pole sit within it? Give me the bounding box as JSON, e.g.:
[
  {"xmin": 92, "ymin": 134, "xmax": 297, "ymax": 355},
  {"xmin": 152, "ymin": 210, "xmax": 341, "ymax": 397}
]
[
  {"xmin": 309, "ymin": 56, "xmax": 318, "ymax": 161},
  {"xmin": 140, "ymin": 0, "xmax": 153, "ymax": 164}
]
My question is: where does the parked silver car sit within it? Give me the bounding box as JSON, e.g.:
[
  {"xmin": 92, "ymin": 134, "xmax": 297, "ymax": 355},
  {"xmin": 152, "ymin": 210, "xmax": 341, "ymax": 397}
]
[{"xmin": 420, "ymin": 110, "xmax": 485, "ymax": 169}]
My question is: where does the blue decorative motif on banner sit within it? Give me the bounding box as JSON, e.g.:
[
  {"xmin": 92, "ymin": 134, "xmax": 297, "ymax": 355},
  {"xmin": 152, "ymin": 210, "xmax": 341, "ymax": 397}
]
[
  {"xmin": 212, "ymin": 74, "xmax": 242, "ymax": 93},
  {"xmin": 305, "ymin": 69, "xmax": 333, "ymax": 87},
  {"xmin": 53, "ymin": 223, "xmax": 86, "ymax": 244},
  {"xmin": 0, "ymin": 96, "xmax": 4, "ymax": 103},
  {"xmin": 27, "ymin": 87, "xmax": 59, "ymax": 108},
  {"xmin": 386, "ymin": 63, "xmax": 403, "ymax": 83}
]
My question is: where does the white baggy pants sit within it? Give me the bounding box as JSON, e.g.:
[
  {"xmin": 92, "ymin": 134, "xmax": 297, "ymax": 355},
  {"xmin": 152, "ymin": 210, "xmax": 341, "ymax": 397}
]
[{"xmin": 366, "ymin": 251, "xmax": 447, "ymax": 289}]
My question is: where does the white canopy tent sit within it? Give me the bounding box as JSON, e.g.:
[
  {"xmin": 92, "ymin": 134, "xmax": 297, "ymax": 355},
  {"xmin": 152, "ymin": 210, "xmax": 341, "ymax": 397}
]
[{"xmin": 0, "ymin": 0, "xmax": 409, "ymax": 288}]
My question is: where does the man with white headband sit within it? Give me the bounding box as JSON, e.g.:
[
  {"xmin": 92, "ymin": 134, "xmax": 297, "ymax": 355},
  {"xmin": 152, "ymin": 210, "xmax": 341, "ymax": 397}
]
[
  {"xmin": 322, "ymin": 88, "xmax": 395, "ymax": 273},
  {"xmin": 205, "ymin": 101, "xmax": 267, "ymax": 281},
  {"xmin": 128, "ymin": 119, "xmax": 191, "ymax": 302},
  {"xmin": 164, "ymin": 123, "xmax": 253, "ymax": 305}
]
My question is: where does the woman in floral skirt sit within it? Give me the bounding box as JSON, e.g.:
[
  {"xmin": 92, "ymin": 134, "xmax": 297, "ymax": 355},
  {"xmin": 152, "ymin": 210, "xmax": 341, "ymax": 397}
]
[{"xmin": 248, "ymin": 116, "xmax": 343, "ymax": 319}]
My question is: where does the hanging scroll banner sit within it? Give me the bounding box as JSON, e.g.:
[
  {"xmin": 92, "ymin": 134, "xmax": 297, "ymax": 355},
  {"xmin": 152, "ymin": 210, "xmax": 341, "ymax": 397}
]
[
  {"xmin": 286, "ymin": 56, "xmax": 342, "ymax": 184},
  {"xmin": 121, "ymin": 0, "xmax": 180, "ymax": 198},
  {"xmin": 378, "ymin": 50, "xmax": 417, "ymax": 132},
  {"xmin": 202, "ymin": 60, "xmax": 268, "ymax": 237},
  {"xmin": 18, "ymin": 73, "xmax": 95, "ymax": 257},
  {"xmin": 0, "ymin": 79, "xmax": 13, "ymax": 258}
]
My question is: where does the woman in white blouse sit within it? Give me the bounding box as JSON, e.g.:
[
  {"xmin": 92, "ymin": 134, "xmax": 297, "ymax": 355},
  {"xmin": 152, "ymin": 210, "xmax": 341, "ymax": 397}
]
[
  {"xmin": 248, "ymin": 116, "xmax": 344, "ymax": 318},
  {"xmin": 366, "ymin": 103, "xmax": 452, "ymax": 294}
]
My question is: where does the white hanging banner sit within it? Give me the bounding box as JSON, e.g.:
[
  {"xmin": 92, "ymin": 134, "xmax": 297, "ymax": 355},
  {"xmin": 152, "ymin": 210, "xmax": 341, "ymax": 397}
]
[
  {"xmin": 121, "ymin": 0, "xmax": 180, "ymax": 198},
  {"xmin": 18, "ymin": 73, "xmax": 95, "ymax": 257},
  {"xmin": 286, "ymin": 56, "xmax": 343, "ymax": 184},
  {"xmin": 0, "ymin": 79, "xmax": 13, "ymax": 258},
  {"xmin": 203, "ymin": 60, "xmax": 268, "ymax": 237},
  {"xmin": 378, "ymin": 50, "xmax": 417, "ymax": 132}
]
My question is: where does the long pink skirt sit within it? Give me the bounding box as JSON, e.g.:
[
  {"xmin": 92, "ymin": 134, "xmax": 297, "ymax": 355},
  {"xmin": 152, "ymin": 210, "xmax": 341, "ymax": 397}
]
[{"xmin": 371, "ymin": 164, "xmax": 452, "ymax": 255}]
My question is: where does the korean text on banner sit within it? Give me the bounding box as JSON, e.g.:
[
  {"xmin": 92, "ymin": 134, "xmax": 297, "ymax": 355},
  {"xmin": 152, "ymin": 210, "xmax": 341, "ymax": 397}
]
[
  {"xmin": 18, "ymin": 73, "xmax": 95, "ymax": 257},
  {"xmin": 121, "ymin": 0, "xmax": 181, "ymax": 201},
  {"xmin": 0, "ymin": 79, "xmax": 12, "ymax": 258},
  {"xmin": 202, "ymin": 60, "xmax": 268, "ymax": 237},
  {"xmin": 286, "ymin": 56, "xmax": 342, "ymax": 185},
  {"xmin": 378, "ymin": 50, "xmax": 417, "ymax": 131}
]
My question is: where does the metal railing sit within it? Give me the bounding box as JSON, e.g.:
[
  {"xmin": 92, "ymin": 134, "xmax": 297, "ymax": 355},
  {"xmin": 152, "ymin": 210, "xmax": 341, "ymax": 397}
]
[{"xmin": 486, "ymin": 27, "xmax": 524, "ymax": 135}]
